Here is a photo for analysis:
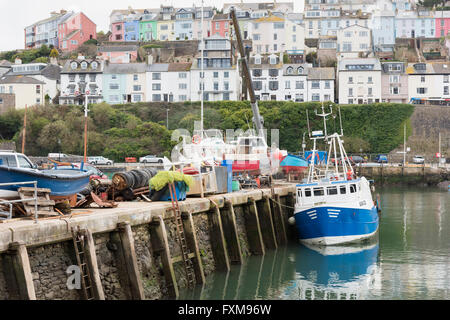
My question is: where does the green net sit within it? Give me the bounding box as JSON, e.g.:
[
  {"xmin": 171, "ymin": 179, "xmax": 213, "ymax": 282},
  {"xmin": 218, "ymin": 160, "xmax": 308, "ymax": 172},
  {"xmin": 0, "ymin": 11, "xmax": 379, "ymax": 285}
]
[{"xmin": 149, "ymin": 171, "xmax": 194, "ymax": 191}]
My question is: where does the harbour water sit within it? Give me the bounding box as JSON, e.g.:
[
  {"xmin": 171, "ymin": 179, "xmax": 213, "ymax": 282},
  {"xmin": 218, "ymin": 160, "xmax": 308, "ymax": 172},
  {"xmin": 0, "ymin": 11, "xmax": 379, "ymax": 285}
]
[{"xmin": 179, "ymin": 186, "xmax": 450, "ymax": 300}]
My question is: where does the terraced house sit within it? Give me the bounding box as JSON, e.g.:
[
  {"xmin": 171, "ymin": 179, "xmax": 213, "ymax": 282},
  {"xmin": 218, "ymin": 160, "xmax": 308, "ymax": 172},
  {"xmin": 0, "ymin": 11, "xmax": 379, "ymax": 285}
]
[{"xmin": 174, "ymin": 8, "xmax": 195, "ymax": 40}]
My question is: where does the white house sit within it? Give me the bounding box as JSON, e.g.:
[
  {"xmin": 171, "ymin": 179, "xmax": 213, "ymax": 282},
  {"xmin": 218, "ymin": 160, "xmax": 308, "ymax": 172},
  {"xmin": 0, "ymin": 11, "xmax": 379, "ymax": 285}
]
[
  {"xmin": 190, "ymin": 35, "xmax": 240, "ymax": 102},
  {"xmin": 249, "ymin": 53, "xmax": 283, "ymax": 101},
  {"xmin": 307, "ymin": 67, "xmax": 336, "ymax": 102},
  {"xmin": 7, "ymin": 61, "xmax": 60, "ymax": 102},
  {"xmin": 60, "ymin": 56, "xmax": 104, "ymax": 105},
  {"xmin": 337, "ymin": 24, "xmax": 373, "ymax": 59},
  {"xmin": 0, "ymin": 75, "xmax": 45, "ymax": 110},
  {"xmin": 281, "ymin": 64, "xmax": 310, "ymax": 102},
  {"xmin": 146, "ymin": 63, "xmax": 192, "ymax": 102},
  {"xmin": 407, "ymin": 62, "xmax": 450, "ymax": 104},
  {"xmin": 338, "ymin": 57, "xmax": 382, "ymax": 104}
]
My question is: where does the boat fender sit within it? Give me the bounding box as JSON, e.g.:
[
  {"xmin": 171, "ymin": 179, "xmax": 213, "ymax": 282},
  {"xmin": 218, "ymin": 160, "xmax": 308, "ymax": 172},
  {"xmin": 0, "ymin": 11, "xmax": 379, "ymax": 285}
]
[
  {"xmin": 192, "ymin": 135, "xmax": 202, "ymax": 144},
  {"xmin": 288, "ymin": 216, "xmax": 296, "ymax": 226},
  {"xmin": 347, "ymin": 170, "xmax": 352, "ymax": 180}
]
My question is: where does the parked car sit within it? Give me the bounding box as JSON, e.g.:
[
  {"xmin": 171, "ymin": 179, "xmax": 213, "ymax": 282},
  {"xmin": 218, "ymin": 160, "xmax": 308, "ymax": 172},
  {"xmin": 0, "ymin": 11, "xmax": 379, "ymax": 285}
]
[
  {"xmin": 88, "ymin": 156, "xmax": 113, "ymax": 165},
  {"xmin": 375, "ymin": 154, "xmax": 388, "ymax": 163},
  {"xmin": 413, "ymin": 155, "xmax": 425, "ymax": 164},
  {"xmin": 139, "ymin": 155, "xmax": 164, "ymax": 164},
  {"xmin": 351, "ymin": 156, "xmax": 366, "ymax": 164}
]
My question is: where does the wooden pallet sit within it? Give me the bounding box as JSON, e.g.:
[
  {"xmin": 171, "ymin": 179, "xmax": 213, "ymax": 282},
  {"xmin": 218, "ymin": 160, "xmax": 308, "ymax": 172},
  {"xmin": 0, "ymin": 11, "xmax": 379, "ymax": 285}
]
[{"xmin": 18, "ymin": 187, "xmax": 56, "ymax": 217}]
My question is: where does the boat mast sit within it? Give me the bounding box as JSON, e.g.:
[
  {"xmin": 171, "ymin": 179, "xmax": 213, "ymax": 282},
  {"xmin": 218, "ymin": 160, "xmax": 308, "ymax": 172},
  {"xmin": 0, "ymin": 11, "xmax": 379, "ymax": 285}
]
[
  {"xmin": 200, "ymin": 0, "xmax": 204, "ymax": 140},
  {"xmin": 21, "ymin": 104, "xmax": 27, "ymax": 154}
]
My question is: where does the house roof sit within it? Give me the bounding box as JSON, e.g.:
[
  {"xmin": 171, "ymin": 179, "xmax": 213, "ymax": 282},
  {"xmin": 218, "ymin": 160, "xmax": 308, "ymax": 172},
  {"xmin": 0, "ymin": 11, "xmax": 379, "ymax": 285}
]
[
  {"xmin": 254, "ymin": 14, "xmax": 285, "ymax": 23},
  {"xmin": 7, "ymin": 64, "xmax": 61, "ymax": 80},
  {"xmin": 283, "ymin": 64, "xmax": 310, "ymax": 76},
  {"xmin": 308, "ymin": 67, "xmax": 335, "ymax": 80},
  {"xmin": 212, "ymin": 14, "xmax": 230, "ymax": 20},
  {"xmin": 61, "ymin": 59, "xmax": 103, "ymax": 73},
  {"xmin": 167, "ymin": 63, "xmax": 192, "ymax": 72},
  {"xmin": 0, "ymin": 60, "xmax": 12, "ymax": 67},
  {"xmin": 147, "ymin": 63, "xmax": 169, "ymax": 72},
  {"xmin": 338, "ymin": 58, "xmax": 381, "ymax": 71},
  {"xmin": 98, "ymin": 45, "xmax": 139, "ymax": 52},
  {"xmin": 104, "ymin": 63, "xmax": 147, "ymax": 74},
  {"xmin": 63, "ymin": 29, "xmax": 80, "ymax": 41},
  {"xmin": 0, "ymin": 75, "xmax": 45, "ymax": 85}
]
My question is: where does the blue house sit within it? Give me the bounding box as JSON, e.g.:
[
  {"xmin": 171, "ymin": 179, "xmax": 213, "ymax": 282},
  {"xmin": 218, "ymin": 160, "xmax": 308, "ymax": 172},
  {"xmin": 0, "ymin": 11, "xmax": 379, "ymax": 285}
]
[
  {"xmin": 102, "ymin": 64, "xmax": 127, "ymax": 104},
  {"xmin": 372, "ymin": 14, "xmax": 396, "ymax": 51},
  {"xmin": 174, "ymin": 8, "xmax": 194, "ymax": 40},
  {"xmin": 124, "ymin": 20, "xmax": 140, "ymax": 42}
]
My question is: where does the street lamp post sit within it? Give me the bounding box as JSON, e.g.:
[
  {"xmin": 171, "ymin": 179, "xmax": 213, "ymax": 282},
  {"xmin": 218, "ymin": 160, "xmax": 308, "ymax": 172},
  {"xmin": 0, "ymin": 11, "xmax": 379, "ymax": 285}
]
[
  {"xmin": 83, "ymin": 91, "xmax": 90, "ymax": 163},
  {"xmin": 166, "ymin": 108, "xmax": 170, "ymax": 130}
]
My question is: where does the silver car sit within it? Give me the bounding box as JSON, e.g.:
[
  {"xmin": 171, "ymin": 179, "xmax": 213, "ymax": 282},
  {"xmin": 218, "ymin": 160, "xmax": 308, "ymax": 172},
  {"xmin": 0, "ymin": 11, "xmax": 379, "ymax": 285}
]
[
  {"xmin": 139, "ymin": 155, "xmax": 164, "ymax": 164},
  {"xmin": 412, "ymin": 155, "xmax": 425, "ymax": 164}
]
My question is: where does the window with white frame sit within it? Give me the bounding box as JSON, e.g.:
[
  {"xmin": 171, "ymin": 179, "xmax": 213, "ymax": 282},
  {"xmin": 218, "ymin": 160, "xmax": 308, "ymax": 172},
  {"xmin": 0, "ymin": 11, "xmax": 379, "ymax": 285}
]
[
  {"xmin": 152, "ymin": 83, "xmax": 161, "ymax": 90},
  {"xmin": 285, "ymin": 81, "xmax": 290, "ymax": 89},
  {"xmin": 179, "ymin": 83, "xmax": 187, "ymax": 90}
]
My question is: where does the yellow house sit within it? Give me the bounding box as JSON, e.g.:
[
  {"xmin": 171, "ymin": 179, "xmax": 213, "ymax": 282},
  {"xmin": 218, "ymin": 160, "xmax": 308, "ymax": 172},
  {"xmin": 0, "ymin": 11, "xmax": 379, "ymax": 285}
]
[
  {"xmin": 0, "ymin": 75, "xmax": 45, "ymax": 110},
  {"xmin": 157, "ymin": 20, "xmax": 175, "ymax": 41}
]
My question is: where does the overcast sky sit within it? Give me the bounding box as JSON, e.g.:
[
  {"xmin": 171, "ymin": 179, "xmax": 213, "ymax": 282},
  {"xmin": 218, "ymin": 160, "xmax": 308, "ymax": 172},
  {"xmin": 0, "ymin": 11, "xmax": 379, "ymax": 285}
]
[{"xmin": 0, "ymin": 0, "xmax": 303, "ymax": 52}]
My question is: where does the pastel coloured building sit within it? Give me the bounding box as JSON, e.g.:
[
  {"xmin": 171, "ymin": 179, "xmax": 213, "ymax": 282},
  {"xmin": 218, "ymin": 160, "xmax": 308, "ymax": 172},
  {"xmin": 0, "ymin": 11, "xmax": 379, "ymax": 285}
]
[
  {"xmin": 434, "ymin": 11, "xmax": 450, "ymax": 38},
  {"xmin": 111, "ymin": 22, "xmax": 124, "ymax": 41},
  {"xmin": 174, "ymin": 8, "xmax": 194, "ymax": 40},
  {"xmin": 211, "ymin": 14, "xmax": 231, "ymax": 38},
  {"xmin": 58, "ymin": 12, "xmax": 97, "ymax": 52},
  {"xmin": 139, "ymin": 14, "xmax": 158, "ymax": 41},
  {"xmin": 124, "ymin": 20, "xmax": 140, "ymax": 41}
]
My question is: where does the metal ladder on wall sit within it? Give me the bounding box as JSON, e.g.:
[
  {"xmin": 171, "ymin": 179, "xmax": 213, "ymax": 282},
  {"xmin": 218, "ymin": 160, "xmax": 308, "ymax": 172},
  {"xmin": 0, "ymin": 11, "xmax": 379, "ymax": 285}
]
[
  {"xmin": 168, "ymin": 182, "xmax": 196, "ymax": 288},
  {"xmin": 71, "ymin": 226, "xmax": 95, "ymax": 300}
]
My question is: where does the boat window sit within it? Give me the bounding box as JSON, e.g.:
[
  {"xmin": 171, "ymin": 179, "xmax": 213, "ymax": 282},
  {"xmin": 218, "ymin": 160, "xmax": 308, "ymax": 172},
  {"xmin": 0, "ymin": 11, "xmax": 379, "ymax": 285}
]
[
  {"xmin": 17, "ymin": 155, "xmax": 33, "ymax": 169},
  {"xmin": 304, "ymin": 188, "xmax": 312, "ymax": 197},
  {"xmin": 350, "ymin": 184, "xmax": 357, "ymax": 193},
  {"xmin": 313, "ymin": 187, "xmax": 325, "ymax": 196},
  {"xmin": 327, "ymin": 186, "xmax": 338, "ymax": 195},
  {"xmin": 0, "ymin": 155, "xmax": 18, "ymax": 167},
  {"xmin": 340, "ymin": 186, "xmax": 347, "ymax": 194}
]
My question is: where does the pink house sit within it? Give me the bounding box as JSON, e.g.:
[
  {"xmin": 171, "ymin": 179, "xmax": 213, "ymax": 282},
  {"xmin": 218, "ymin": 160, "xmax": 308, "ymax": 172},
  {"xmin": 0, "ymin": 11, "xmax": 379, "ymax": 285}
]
[
  {"xmin": 98, "ymin": 45, "xmax": 138, "ymax": 63},
  {"xmin": 58, "ymin": 12, "xmax": 97, "ymax": 52},
  {"xmin": 436, "ymin": 17, "xmax": 450, "ymax": 38},
  {"xmin": 211, "ymin": 14, "xmax": 230, "ymax": 38},
  {"xmin": 110, "ymin": 22, "xmax": 125, "ymax": 42}
]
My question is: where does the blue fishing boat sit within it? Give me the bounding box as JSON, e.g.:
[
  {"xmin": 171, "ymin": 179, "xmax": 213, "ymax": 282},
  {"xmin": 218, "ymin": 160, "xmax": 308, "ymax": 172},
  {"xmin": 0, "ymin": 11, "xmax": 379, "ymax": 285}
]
[
  {"xmin": 291, "ymin": 106, "xmax": 379, "ymax": 245},
  {"xmin": 0, "ymin": 151, "xmax": 90, "ymax": 198}
]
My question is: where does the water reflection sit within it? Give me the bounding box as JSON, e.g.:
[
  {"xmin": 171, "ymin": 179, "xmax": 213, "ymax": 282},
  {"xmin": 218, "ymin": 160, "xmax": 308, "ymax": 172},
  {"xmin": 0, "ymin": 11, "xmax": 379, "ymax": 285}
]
[
  {"xmin": 179, "ymin": 240, "xmax": 380, "ymax": 300},
  {"xmin": 178, "ymin": 187, "xmax": 450, "ymax": 300}
]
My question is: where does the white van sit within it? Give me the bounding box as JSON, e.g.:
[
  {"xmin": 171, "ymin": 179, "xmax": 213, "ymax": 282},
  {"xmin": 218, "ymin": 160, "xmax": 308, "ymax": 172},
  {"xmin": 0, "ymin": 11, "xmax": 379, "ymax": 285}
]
[{"xmin": 48, "ymin": 153, "xmax": 68, "ymax": 159}]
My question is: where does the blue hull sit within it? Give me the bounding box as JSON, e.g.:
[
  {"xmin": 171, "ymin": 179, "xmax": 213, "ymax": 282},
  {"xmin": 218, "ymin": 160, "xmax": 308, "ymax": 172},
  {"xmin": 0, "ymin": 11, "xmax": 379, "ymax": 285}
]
[
  {"xmin": 0, "ymin": 166, "xmax": 90, "ymax": 197},
  {"xmin": 294, "ymin": 205, "xmax": 379, "ymax": 245}
]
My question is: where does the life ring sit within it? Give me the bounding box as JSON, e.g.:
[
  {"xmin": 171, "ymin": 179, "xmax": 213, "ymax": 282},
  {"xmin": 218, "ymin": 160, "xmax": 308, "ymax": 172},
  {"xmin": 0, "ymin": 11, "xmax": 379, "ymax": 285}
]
[{"xmin": 192, "ymin": 135, "xmax": 202, "ymax": 144}]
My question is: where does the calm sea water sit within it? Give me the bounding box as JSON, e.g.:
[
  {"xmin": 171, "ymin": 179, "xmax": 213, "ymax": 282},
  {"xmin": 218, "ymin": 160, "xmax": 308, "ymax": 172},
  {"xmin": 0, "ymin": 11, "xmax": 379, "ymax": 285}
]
[{"xmin": 179, "ymin": 186, "xmax": 450, "ymax": 300}]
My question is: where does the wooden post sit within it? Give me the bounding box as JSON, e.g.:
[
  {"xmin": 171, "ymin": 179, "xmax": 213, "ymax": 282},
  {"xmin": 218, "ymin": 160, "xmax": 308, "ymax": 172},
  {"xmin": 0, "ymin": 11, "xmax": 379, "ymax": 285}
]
[
  {"xmin": 181, "ymin": 211, "xmax": 206, "ymax": 284},
  {"xmin": 117, "ymin": 222, "xmax": 145, "ymax": 300},
  {"xmin": 81, "ymin": 229, "xmax": 105, "ymax": 300},
  {"xmin": 209, "ymin": 202, "xmax": 230, "ymax": 271},
  {"xmin": 150, "ymin": 216, "xmax": 178, "ymax": 298},
  {"xmin": 7, "ymin": 242, "xmax": 36, "ymax": 300},
  {"xmin": 244, "ymin": 198, "xmax": 265, "ymax": 256},
  {"xmin": 256, "ymin": 196, "xmax": 278, "ymax": 250},
  {"xmin": 221, "ymin": 199, "xmax": 243, "ymax": 265},
  {"xmin": 272, "ymin": 194, "xmax": 288, "ymax": 245}
]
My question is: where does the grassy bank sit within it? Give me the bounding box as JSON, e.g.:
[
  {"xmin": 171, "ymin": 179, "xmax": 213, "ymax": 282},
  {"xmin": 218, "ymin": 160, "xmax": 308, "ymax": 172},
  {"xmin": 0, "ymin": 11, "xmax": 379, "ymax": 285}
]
[{"xmin": 0, "ymin": 102, "xmax": 415, "ymax": 162}]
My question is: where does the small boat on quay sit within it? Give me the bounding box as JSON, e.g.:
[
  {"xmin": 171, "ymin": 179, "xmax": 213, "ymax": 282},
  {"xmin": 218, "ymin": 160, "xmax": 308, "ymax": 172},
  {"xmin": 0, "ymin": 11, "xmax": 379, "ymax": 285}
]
[
  {"xmin": 0, "ymin": 151, "xmax": 90, "ymax": 199},
  {"xmin": 291, "ymin": 106, "xmax": 379, "ymax": 246}
]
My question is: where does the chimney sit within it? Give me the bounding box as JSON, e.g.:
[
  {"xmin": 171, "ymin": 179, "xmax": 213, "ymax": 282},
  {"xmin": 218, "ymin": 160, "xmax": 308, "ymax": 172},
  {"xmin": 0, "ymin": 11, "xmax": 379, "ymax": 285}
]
[
  {"xmin": 60, "ymin": 9, "xmax": 67, "ymax": 15},
  {"xmin": 14, "ymin": 57, "xmax": 22, "ymax": 65}
]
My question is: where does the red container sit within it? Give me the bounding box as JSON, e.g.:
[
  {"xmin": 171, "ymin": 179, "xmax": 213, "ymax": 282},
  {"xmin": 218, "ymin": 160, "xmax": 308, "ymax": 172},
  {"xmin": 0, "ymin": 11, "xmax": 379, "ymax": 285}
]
[{"xmin": 125, "ymin": 157, "xmax": 137, "ymax": 163}]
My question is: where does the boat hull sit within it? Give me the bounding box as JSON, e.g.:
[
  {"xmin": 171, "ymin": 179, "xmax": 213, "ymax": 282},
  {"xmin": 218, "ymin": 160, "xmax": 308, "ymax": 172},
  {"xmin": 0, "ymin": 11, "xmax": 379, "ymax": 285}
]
[
  {"xmin": 0, "ymin": 166, "xmax": 90, "ymax": 197},
  {"xmin": 294, "ymin": 205, "xmax": 379, "ymax": 246}
]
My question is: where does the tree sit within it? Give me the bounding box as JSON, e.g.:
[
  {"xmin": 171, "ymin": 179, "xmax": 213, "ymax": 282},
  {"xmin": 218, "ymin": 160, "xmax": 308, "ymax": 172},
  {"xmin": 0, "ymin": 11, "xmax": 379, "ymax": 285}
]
[{"xmin": 49, "ymin": 48, "xmax": 59, "ymax": 58}]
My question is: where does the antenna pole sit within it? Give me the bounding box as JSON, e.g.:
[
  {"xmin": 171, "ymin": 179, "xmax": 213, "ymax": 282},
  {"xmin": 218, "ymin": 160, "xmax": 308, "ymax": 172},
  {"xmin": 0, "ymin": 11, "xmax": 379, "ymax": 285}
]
[
  {"xmin": 21, "ymin": 104, "xmax": 27, "ymax": 154},
  {"xmin": 200, "ymin": 0, "xmax": 204, "ymax": 140},
  {"xmin": 338, "ymin": 106, "xmax": 344, "ymax": 136}
]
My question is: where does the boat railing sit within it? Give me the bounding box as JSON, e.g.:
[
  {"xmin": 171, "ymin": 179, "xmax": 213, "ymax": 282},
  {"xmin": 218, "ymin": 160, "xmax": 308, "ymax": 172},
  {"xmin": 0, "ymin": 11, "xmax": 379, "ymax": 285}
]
[{"xmin": 0, "ymin": 181, "xmax": 38, "ymax": 222}]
